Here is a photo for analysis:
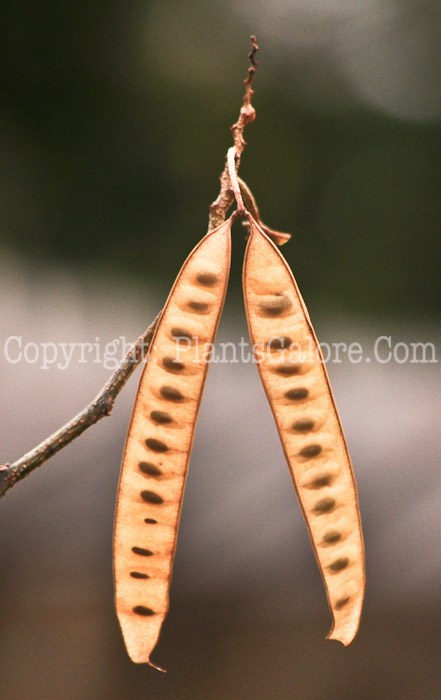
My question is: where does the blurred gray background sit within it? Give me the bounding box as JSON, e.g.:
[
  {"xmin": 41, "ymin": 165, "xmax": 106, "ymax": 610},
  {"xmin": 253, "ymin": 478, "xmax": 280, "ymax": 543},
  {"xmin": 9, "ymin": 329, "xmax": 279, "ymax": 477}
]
[{"xmin": 1, "ymin": 1, "xmax": 440, "ymax": 699}]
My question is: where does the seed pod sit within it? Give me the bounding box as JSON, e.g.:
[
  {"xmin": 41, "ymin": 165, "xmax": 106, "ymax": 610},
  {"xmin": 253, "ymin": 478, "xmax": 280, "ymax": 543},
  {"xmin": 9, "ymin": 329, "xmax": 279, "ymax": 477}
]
[
  {"xmin": 243, "ymin": 215, "xmax": 365, "ymax": 646},
  {"xmin": 114, "ymin": 219, "xmax": 231, "ymax": 666}
]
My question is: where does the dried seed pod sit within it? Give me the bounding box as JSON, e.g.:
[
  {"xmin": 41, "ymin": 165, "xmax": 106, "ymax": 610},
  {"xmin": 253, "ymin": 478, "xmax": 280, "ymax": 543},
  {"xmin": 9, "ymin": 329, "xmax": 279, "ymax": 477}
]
[
  {"xmin": 114, "ymin": 219, "xmax": 231, "ymax": 666},
  {"xmin": 243, "ymin": 215, "xmax": 365, "ymax": 646}
]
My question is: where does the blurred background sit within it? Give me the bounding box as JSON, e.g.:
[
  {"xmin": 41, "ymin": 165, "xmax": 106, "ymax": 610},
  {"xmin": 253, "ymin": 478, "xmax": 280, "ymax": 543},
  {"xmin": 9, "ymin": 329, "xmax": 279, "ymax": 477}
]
[{"xmin": 1, "ymin": 1, "xmax": 440, "ymax": 698}]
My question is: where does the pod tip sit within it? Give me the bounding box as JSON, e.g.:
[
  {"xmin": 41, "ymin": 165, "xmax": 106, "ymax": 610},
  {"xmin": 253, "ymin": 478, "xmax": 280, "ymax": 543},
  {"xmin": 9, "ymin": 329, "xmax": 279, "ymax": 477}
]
[{"xmin": 326, "ymin": 625, "xmax": 357, "ymax": 647}]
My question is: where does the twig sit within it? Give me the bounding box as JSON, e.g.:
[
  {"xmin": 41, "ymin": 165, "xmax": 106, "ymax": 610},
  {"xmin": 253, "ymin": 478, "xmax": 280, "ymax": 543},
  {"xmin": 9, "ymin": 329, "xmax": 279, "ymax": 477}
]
[
  {"xmin": 0, "ymin": 36, "xmax": 259, "ymax": 498},
  {"xmin": 231, "ymin": 35, "xmax": 258, "ymax": 162},
  {"xmin": 0, "ymin": 314, "xmax": 160, "ymax": 497},
  {"xmin": 208, "ymin": 35, "xmax": 259, "ymax": 230}
]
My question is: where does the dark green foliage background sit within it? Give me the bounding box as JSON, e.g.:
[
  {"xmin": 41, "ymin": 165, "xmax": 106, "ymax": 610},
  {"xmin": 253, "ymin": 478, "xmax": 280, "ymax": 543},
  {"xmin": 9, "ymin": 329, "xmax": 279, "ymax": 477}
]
[{"xmin": 1, "ymin": 0, "xmax": 440, "ymax": 316}]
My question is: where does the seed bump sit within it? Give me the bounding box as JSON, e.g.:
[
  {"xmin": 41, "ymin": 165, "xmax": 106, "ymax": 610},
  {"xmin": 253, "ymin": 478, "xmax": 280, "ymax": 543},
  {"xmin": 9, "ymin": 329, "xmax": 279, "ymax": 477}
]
[
  {"xmin": 323, "ymin": 530, "xmax": 341, "ymax": 545},
  {"xmin": 258, "ymin": 295, "xmax": 293, "ymax": 317},
  {"xmin": 274, "ymin": 362, "xmax": 301, "ymax": 376},
  {"xmin": 299, "ymin": 444, "xmax": 322, "ymax": 458},
  {"xmin": 196, "ymin": 272, "xmax": 218, "ymax": 286},
  {"xmin": 267, "ymin": 336, "xmax": 293, "ymax": 351},
  {"xmin": 329, "ymin": 557, "xmax": 349, "ymax": 573},
  {"xmin": 139, "ymin": 461, "xmax": 162, "ymax": 477},
  {"xmin": 150, "ymin": 410, "xmax": 173, "ymax": 425},
  {"xmin": 133, "ymin": 606, "xmax": 155, "ymax": 616},
  {"xmin": 144, "ymin": 518, "xmax": 158, "ymax": 524},
  {"xmin": 314, "ymin": 497, "xmax": 336, "ymax": 514},
  {"xmin": 335, "ymin": 596, "xmax": 350, "ymax": 610},
  {"xmin": 309, "ymin": 474, "xmax": 333, "ymax": 489},
  {"xmin": 140, "ymin": 490, "xmax": 164, "ymax": 505},
  {"xmin": 188, "ymin": 300, "xmax": 210, "ymax": 312},
  {"xmin": 285, "ymin": 388, "xmax": 309, "ymax": 401},
  {"xmin": 132, "ymin": 547, "xmax": 154, "ymax": 556},
  {"xmin": 292, "ymin": 419, "xmax": 315, "ymax": 432},
  {"xmin": 162, "ymin": 357, "xmax": 185, "ymax": 371},
  {"xmin": 145, "ymin": 438, "xmax": 168, "ymax": 453},
  {"xmin": 160, "ymin": 385, "xmax": 184, "ymax": 402},
  {"xmin": 130, "ymin": 572, "xmax": 150, "ymax": 579},
  {"xmin": 171, "ymin": 327, "xmax": 193, "ymax": 341}
]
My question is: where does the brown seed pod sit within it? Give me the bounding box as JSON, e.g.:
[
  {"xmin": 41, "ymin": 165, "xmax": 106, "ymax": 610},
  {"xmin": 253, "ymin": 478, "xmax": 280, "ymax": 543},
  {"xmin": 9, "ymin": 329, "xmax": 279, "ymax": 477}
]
[
  {"xmin": 113, "ymin": 219, "xmax": 231, "ymax": 667},
  {"xmin": 242, "ymin": 215, "xmax": 365, "ymax": 647}
]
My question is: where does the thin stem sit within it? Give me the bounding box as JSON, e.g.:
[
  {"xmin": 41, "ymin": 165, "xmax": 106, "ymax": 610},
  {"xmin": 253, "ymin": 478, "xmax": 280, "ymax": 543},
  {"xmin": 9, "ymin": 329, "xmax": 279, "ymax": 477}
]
[
  {"xmin": 208, "ymin": 35, "xmax": 259, "ymax": 230},
  {"xmin": 0, "ymin": 314, "xmax": 160, "ymax": 497},
  {"xmin": 0, "ymin": 36, "xmax": 260, "ymax": 498}
]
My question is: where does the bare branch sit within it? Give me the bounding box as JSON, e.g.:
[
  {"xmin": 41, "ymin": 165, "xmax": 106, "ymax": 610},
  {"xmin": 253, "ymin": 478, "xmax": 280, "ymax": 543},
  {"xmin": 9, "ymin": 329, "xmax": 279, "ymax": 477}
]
[
  {"xmin": 0, "ymin": 314, "xmax": 160, "ymax": 497},
  {"xmin": 208, "ymin": 35, "xmax": 259, "ymax": 230},
  {"xmin": 231, "ymin": 35, "xmax": 258, "ymax": 162},
  {"xmin": 0, "ymin": 37, "xmax": 260, "ymax": 498}
]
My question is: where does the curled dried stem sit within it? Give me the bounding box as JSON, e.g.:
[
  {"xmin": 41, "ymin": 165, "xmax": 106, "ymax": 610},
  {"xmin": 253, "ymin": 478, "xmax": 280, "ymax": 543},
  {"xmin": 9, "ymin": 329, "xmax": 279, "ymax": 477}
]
[{"xmin": 227, "ymin": 147, "xmax": 246, "ymax": 215}]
